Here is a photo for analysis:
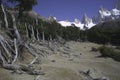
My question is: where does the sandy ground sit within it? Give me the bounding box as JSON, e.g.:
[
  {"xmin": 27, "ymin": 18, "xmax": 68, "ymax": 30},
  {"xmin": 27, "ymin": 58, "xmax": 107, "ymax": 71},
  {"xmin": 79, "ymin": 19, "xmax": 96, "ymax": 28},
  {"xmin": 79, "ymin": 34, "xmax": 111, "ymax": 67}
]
[{"xmin": 0, "ymin": 41, "xmax": 120, "ymax": 80}]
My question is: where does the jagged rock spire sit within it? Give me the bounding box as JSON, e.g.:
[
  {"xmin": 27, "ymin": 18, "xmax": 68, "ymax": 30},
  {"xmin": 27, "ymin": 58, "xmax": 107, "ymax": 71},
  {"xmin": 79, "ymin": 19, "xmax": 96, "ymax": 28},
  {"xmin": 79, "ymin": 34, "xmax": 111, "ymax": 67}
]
[
  {"xmin": 82, "ymin": 13, "xmax": 88, "ymax": 24},
  {"xmin": 82, "ymin": 13, "xmax": 92, "ymax": 26},
  {"xmin": 115, "ymin": 0, "xmax": 120, "ymax": 10}
]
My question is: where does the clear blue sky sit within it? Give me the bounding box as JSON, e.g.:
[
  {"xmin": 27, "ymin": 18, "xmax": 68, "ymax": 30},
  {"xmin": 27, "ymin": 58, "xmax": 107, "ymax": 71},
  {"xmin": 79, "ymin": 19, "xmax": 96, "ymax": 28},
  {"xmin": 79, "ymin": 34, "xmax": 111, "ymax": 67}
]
[{"xmin": 33, "ymin": 0, "xmax": 117, "ymax": 21}]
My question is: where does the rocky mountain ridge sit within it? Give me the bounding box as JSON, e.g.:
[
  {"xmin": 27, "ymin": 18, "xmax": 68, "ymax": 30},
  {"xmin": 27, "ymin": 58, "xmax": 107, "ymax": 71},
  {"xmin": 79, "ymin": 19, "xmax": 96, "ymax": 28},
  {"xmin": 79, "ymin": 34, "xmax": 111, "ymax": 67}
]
[{"xmin": 57, "ymin": 0, "xmax": 120, "ymax": 29}]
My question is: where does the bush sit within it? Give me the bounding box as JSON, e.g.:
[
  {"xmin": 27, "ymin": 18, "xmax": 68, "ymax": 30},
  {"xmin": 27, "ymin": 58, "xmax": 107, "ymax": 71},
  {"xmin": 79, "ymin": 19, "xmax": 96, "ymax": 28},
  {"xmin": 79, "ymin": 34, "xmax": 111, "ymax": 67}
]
[
  {"xmin": 116, "ymin": 46, "xmax": 120, "ymax": 50},
  {"xmin": 98, "ymin": 46, "xmax": 120, "ymax": 61},
  {"xmin": 91, "ymin": 47, "xmax": 98, "ymax": 52}
]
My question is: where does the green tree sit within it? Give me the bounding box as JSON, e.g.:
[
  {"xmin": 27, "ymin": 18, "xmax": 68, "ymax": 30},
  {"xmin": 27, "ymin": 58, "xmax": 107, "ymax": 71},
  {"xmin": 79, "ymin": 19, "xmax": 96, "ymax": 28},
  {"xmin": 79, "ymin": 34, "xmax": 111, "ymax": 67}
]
[{"xmin": 7, "ymin": 0, "xmax": 37, "ymax": 19}]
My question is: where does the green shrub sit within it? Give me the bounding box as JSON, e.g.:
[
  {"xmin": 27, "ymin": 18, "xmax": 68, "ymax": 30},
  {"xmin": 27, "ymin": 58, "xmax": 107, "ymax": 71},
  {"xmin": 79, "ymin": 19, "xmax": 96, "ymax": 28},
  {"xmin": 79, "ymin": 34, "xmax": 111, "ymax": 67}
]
[
  {"xmin": 91, "ymin": 47, "xmax": 98, "ymax": 52},
  {"xmin": 98, "ymin": 46, "xmax": 120, "ymax": 61},
  {"xmin": 116, "ymin": 46, "xmax": 120, "ymax": 50}
]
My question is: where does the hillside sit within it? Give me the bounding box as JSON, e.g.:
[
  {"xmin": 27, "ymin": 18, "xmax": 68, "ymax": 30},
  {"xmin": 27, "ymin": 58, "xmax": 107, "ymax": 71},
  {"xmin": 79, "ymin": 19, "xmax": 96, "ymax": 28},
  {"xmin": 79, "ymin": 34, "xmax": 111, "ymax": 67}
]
[
  {"xmin": 87, "ymin": 20, "xmax": 120, "ymax": 45},
  {"xmin": 0, "ymin": 1, "xmax": 120, "ymax": 80}
]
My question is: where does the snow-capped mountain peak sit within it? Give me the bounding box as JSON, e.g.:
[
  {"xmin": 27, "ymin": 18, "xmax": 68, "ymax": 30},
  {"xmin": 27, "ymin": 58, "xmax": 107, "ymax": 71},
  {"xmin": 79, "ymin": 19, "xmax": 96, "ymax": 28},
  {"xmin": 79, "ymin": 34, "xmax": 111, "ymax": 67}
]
[
  {"xmin": 57, "ymin": 1, "xmax": 120, "ymax": 30},
  {"xmin": 82, "ymin": 14, "xmax": 93, "ymax": 25},
  {"xmin": 111, "ymin": 8, "xmax": 120, "ymax": 15},
  {"xmin": 99, "ymin": 7, "xmax": 111, "ymax": 18},
  {"xmin": 116, "ymin": 0, "xmax": 120, "ymax": 10},
  {"xmin": 58, "ymin": 16, "xmax": 96, "ymax": 30},
  {"xmin": 98, "ymin": 6, "xmax": 120, "ymax": 22}
]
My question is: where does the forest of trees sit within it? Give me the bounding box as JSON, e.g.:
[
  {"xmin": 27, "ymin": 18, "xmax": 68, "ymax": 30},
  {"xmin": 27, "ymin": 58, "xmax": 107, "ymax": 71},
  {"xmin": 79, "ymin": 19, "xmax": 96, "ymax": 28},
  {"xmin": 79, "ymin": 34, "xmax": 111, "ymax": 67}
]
[{"xmin": 0, "ymin": 0, "xmax": 120, "ymax": 44}]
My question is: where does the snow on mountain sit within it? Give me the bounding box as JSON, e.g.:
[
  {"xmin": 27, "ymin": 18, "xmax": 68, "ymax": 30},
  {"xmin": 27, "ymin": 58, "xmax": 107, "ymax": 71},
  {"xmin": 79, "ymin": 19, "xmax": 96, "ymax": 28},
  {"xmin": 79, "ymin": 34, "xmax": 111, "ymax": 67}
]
[
  {"xmin": 98, "ymin": 7, "xmax": 111, "ymax": 18},
  {"xmin": 73, "ymin": 19, "xmax": 84, "ymax": 29},
  {"xmin": 99, "ymin": 7, "xmax": 120, "ymax": 18},
  {"xmin": 111, "ymin": 8, "xmax": 120, "ymax": 16},
  {"xmin": 58, "ymin": 18, "xmax": 96, "ymax": 30},
  {"xmin": 81, "ymin": 14, "xmax": 96, "ymax": 28},
  {"xmin": 58, "ymin": 20, "xmax": 72, "ymax": 27},
  {"xmin": 38, "ymin": 0, "xmax": 120, "ymax": 30},
  {"xmin": 48, "ymin": 16, "xmax": 57, "ymax": 21},
  {"xmin": 82, "ymin": 14, "xmax": 92, "ymax": 24},
  {"xmin": 57, "ymin": 5, "xmax": 120, "ymax": 30}
]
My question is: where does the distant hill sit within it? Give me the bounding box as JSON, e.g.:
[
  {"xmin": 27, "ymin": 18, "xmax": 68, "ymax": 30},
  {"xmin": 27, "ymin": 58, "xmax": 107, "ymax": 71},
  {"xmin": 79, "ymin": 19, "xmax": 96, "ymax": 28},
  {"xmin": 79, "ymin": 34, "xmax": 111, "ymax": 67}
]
[{"xmin": 87, "ymin": 20, "xmax": 120, "ymax": 45}]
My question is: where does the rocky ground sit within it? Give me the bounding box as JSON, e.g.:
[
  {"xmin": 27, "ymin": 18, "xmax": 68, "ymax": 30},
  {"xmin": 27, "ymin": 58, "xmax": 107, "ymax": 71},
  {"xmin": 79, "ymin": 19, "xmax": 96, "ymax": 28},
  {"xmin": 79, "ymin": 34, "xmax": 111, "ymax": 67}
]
[{"xmin": 0, "ymin": 41, "xmax": 120, "ymax": 80}]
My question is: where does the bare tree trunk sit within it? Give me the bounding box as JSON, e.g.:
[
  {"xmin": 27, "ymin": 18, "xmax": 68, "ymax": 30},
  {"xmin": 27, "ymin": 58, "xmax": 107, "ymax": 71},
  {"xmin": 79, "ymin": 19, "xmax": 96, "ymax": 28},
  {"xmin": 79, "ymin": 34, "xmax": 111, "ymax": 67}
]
[
  {"xmin": 24, "ymin": 43, "xmax": 36, "ymax": 57},
  {"xmin": 0, "ymin": 20, "xmax": 2, "ymax": 28},
  {"xmin": 31, "ymin": 25, "xmax": 36, "ymax": 41},
  {"xmin": 25, "ymin": 23, "xmax": 29, "ymax": 38},
  {"xmin": 1, "ymin": 4, "xmax": 8, "ymax": 29},
  {"xmin": 42, "ymin": 31, "xmax": 45, "ymax": 42},
  {"xmin": 0, "ymin": 34, "xmax": 12, "ymax": 63},
  {"xmin": 5, "ymin": 40, "xmax": 15, "ymax": 54},
  {"xmin": 27, "ymin": 24, "xmax": 31, "ymax": 38},
  {"xmin": 49, "ymin": 35, "xmax": 52, "ymax": 41},
  {"xmin": 0, "ymin": 50, "xmax": 6, "ymax": 64},
  {"xmin": 36, "ymin": 18, "xmax": 38, "ymax": 25},
  {"xmin": 36, "ymin": 29, "xmax": 40, "ymax": 41},
  {"xmin": 24, "ymin": 43, "xmax": 40, "ymax": 65},
  {"xmin": 0, "ymin": 39, "xmax": 11, "ymax": 59},
  {"xmin": 11, "ymin": 13, "xmax": 21, "ymax": 41},
  {"xmin": 12, "ymin": 38, "xmax": 18, "ymax": 64},
  {"xmin": 29, "ymin": 56, "xmax": 38, "ymax": 65}
]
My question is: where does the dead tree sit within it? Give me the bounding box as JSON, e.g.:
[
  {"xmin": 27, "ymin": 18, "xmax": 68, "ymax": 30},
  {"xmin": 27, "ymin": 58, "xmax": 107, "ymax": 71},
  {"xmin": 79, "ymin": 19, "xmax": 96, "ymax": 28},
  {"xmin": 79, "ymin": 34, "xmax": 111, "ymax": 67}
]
[
  {"xmin": 0, "ymin": 11, "xmax": 44, "ymax": 75},
  {"xmin": 31, "ymin": 25, "xmax": 36, "ymax": 41},
  {"xmin": 1, "ymin": 3, "xmax": 8, "ymax": 29},
  {"xmin": 25, "ymin": 23, "xmax": 29, "ymax": 38},
  {"xmin": 11, "ymin": 13, "xmax": 21, "ymax": 41}
]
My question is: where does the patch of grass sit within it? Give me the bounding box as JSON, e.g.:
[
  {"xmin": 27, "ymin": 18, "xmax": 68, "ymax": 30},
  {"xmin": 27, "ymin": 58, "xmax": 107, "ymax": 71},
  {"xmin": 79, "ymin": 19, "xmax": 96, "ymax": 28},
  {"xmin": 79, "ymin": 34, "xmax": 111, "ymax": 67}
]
[{"xmin": 98, "ymin": 46, "xmax": 120, "ymax": 61}]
